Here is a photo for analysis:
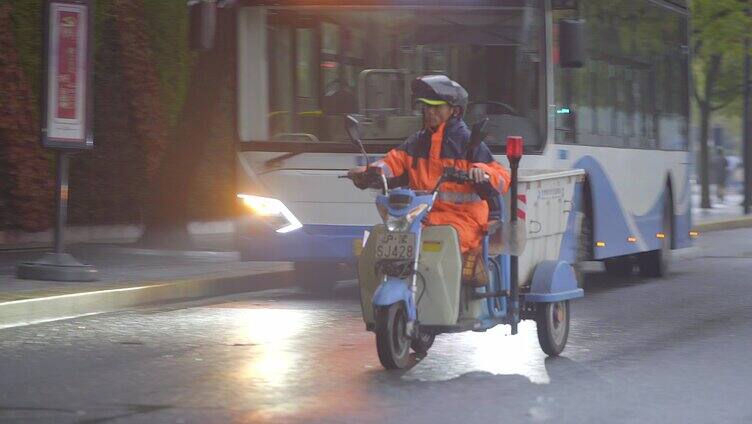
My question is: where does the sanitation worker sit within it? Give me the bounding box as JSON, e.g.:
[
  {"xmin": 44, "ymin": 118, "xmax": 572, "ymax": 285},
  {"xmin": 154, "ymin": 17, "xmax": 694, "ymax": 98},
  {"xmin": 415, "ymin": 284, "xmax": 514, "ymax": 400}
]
[{"xmin": 349, "ymin": 75, "xmax": 510, "ymax": 285}]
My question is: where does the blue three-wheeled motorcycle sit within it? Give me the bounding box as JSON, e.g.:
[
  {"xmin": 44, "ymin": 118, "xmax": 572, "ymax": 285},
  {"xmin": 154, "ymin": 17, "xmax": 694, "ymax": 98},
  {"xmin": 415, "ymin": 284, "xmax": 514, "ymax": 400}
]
[{"xmin": 343, "ymin": 115, "xmax": 584, "ymax": 369}]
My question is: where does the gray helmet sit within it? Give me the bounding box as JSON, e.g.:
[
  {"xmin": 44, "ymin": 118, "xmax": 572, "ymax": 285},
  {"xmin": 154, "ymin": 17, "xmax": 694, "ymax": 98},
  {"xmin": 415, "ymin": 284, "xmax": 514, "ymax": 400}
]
[{"xmin": 411, "ymin": 75, "xmax": 469, "ymax": 115}]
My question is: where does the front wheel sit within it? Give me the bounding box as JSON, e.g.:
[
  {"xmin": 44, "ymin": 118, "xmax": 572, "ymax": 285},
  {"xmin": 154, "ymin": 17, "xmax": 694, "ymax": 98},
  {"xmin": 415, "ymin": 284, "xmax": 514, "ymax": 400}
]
[
  {"xmin": 536, "ymin": 301, "xmax": 570, "ymax": 356},
  {"xmin": 638, "ymin": 194, "xmax": 672, "ymax": 278},
  {"xmin": 375, "ymin": 303, "xmax": 411, "ymax": 369}
]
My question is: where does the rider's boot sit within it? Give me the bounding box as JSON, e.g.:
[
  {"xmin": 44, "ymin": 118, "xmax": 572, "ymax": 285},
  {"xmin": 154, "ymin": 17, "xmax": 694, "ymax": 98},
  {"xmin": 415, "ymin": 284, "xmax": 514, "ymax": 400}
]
[{"xmin": 462, "ymin": 247, "xmax": 489, "ymax": 287}]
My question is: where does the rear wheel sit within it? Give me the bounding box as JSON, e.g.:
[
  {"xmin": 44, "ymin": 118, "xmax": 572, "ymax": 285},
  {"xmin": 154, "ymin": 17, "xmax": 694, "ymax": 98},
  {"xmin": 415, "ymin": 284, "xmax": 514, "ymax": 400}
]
[
  {"xmin": 294, "ymin": 261, "xmax": 339, "ymax": 293},
  {"xmin": 638, "ymin": 194, "xmax": 672, "ymax": 278},
  {"xmin": 410, "ymin": 330, "xmax": 435, "ymax": 355},
  {"xmin": 375, "ymin": 303, "xmax": 411, "ymax": 369},
  {"xmin": 536, "ymin": 301, "xmax": 570, "ymax": 356}
]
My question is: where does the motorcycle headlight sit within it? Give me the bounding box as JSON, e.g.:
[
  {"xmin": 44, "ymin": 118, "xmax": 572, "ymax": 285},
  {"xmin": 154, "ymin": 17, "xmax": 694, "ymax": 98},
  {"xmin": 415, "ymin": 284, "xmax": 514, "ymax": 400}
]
[
  {"xmin": 237, "ymin": 194, "xmax": 302, "ymax": 233},
  {"xmin": 386, "ymin": 216, "xmax": 410, "ymax": 232},
  {"xmin": 385, "ymin": 204, "xmax": 427, "ymax": 232}
]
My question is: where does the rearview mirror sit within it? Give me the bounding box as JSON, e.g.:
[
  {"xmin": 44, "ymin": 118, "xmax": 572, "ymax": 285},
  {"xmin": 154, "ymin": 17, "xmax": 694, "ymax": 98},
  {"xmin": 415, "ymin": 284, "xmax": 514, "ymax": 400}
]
[
  {"xmin": 345, "ymin": 114, "xmax": 371, "ymax": 165},
  {"xmin": 469, "ymin": 118, "xmax": 489, "ymax": 151},
  {"xmin": 466, "ymin": 118, "xmax": 489, "ymax": 160},
  {"xmin": 559, "ymin": 19, "xmax": 587, "ymax": 68},
  {"xmin": 345, "ymin": 114, "xmax": 361, "ymax": 145}
]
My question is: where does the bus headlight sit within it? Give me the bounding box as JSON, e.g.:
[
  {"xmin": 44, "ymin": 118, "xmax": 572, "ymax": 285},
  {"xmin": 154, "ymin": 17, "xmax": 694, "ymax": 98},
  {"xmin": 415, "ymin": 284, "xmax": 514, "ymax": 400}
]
[{"xmin": 237, "ymin": 194, "xmax": 303, "ymax": 234}]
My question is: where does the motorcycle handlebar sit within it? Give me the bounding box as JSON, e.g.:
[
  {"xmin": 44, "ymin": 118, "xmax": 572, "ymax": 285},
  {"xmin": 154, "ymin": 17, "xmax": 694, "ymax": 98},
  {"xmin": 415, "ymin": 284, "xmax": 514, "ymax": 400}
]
[
  {"xmin": 441, "ymin": 168, "xmax": 475, "ymax": 184},
  {"xmin": 346, "ymin": 167, "xmax": 389, "ymax": 192},
  {"xmin": 346, "ymin": 167, "xmax": 481, "ymax": 194}
]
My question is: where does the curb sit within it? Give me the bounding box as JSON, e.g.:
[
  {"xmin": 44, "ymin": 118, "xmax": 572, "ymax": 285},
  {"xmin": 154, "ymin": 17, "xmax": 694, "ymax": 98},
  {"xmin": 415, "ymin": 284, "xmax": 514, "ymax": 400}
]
[
  {"xmin": 96, "ymin": 245, "xmax": 241, "ymax": 261},
  {"xmin": 694, "ymin": 215, "xmax": 752, "ymax": 232},
  {"xmin": 0, "ymin": 268, "xmax": 295, "ymax": 330}
]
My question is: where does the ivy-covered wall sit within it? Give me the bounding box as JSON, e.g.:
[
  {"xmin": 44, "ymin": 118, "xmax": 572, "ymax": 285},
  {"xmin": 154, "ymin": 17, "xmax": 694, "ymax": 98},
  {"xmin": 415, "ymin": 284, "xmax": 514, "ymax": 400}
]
[
  {"xmin": 0, "ymin": 2, "xmax": 53, "ymax": 232},
  {"xmin": 0, "ymin": 0, "xmax": 236, "ymax": 232}
]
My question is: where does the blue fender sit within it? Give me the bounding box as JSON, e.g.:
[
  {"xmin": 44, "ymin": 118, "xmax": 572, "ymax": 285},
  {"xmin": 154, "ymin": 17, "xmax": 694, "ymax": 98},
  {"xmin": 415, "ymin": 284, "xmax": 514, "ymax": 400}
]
[
  {"xmin": 524, "ymin": 260, "xmax": 584, "ymax": 303},
  {"xmin": 372, "ymin": 277, "xmax": 416, "ymax": 321}
]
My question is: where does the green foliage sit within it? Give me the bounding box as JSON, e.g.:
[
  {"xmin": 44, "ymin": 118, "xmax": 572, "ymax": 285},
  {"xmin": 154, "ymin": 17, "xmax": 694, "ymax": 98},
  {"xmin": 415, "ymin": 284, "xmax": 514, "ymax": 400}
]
[
  {"xmin": 143, "ymin": 0, "xmax": 195, "ymax": 127},
  {"xmin": 693, "ymin": 0, "xmax": 749, "ymax": 55},
  {"xmin": 691, "ymin": 0, "xmax": 751, "ymax": 115}
]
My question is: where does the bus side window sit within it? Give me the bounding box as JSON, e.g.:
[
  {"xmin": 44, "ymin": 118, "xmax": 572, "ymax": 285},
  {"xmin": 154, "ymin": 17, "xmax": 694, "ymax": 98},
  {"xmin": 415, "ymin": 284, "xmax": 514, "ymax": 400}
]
[
  {"xmin": 295, "ymin": 28, "xmax": 319, "ymax": 113},
  {"xmin": 268, "ymin": 24, "xmax": 294, "ymax": 137}
]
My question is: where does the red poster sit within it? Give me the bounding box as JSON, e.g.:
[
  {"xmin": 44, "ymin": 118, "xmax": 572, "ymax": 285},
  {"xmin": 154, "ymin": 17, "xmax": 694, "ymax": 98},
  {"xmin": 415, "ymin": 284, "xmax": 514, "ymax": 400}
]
[
  {"xmin": 56, "ymin": 11, "xmax": 79, "ymax": 120},
  {"xmin": 45, "ymin": 1, "xmax": 91, "ymax": 147}
]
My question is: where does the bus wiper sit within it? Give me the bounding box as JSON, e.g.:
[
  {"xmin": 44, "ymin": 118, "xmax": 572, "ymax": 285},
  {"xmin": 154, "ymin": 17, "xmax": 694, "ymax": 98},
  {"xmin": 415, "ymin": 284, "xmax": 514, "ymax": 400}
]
[
  {"xmin": 263, "ymin": 152, "xmax": 301, "ymax": 169},
  {"xmin": 263, "ymin": 133, "xmax": 320, "ymax": 168}
]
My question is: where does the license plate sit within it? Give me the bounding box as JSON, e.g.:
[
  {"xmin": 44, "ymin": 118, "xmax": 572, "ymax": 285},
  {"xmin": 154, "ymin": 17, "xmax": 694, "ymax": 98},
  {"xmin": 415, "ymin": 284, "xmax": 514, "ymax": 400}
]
[{"xmin": 375, "ymin": 232, "xmax": 416, "ymax": 260}]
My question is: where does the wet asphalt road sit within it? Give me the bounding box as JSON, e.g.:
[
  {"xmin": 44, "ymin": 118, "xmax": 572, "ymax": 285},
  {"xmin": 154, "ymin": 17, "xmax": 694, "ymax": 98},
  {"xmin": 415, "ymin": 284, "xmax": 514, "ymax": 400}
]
[{"xmin": 1, "ymin": 229, "xmax": 752, "ymax": 424}]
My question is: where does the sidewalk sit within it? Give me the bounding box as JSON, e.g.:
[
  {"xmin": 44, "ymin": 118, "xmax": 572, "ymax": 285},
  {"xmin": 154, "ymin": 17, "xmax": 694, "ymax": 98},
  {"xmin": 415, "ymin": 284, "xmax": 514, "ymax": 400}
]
[
  {"xmin": 691, "ymin": 185, "xmax": 752, "ymax": 231},
  {"xmin": 0, "ymin": 237, "xmax": 293, "ymax": 329}
]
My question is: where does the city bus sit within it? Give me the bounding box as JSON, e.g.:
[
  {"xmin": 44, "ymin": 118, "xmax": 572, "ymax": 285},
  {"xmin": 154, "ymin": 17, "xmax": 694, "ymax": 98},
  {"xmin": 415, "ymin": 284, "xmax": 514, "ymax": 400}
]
[{"xmin": 232, "ymin": 0, "xmax": 692, "ymax": 290}]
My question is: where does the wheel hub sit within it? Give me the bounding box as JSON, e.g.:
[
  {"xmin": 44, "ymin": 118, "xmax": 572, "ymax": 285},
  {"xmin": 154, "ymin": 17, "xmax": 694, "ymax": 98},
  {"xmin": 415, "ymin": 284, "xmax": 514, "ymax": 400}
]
[
  {"xmin": 554, "ymin": 304, "xmax": 564, "ymax": 326},
  {"xmin": 549, "ymin": 302, "xmax": 568, "ymax": 346}
]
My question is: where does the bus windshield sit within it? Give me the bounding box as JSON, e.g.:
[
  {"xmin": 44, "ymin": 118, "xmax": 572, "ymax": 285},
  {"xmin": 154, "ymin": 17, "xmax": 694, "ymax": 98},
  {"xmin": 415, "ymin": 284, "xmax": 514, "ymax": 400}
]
[{"xmin": 239, "ymin": 4, "xmax": 546, "ymax": 152}]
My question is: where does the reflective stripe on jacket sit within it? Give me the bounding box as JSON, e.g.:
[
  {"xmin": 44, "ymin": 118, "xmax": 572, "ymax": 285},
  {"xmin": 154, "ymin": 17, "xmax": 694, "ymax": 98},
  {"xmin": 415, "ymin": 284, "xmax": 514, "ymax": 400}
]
[{"xmin": 374, "ymin": 117, "xmax": 510, "ymax": 252}]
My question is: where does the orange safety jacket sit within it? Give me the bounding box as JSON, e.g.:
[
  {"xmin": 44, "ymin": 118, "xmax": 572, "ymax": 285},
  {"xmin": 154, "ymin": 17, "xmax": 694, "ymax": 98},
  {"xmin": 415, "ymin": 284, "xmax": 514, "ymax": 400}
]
[{"xmin": 374, "ymin": 117, "xmax": 511, "ymax": 253}]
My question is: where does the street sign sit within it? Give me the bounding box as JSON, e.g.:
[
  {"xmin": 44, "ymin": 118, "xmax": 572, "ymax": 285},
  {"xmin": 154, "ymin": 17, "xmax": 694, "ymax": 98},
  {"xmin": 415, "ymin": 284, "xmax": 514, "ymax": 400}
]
[
  {"xmin": 17, "ymin": 0, "xmax": 98, "ymax": 282},
  {"xmin": 42, "ymin": 0, "xmax": 93, "ymax": 149}
]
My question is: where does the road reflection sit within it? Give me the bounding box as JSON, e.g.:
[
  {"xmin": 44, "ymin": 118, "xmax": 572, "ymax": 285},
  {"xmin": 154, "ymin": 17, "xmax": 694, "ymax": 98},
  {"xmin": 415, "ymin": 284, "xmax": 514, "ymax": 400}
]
[
  {"xmin": 402, "ymin": 321, "xmax": 551, "ymax": 384},
  {"xmin": 221, "ymin": 304, "xmax": 374, "ymax": 422},
  {"xmin": 213, "ymin": 295, "xmax": 567, "ymax": 423},
  {"xmin": 236, "ymin": 309, "xmax": 306, "ymax": 388}
]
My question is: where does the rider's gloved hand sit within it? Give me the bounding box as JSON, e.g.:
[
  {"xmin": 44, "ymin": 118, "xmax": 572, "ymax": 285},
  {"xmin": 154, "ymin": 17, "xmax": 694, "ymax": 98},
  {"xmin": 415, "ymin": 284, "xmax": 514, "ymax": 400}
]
[
  {"xmin": 469, "ymin": 167, "xmax": 490, "ymax": 184},
  {"xmin": 347, "ymin": 166, "xmax": 367, "ymax": 177},
  {"xmin": 348, "ymin": 166, "xmax": 382, "ymax": 190}
]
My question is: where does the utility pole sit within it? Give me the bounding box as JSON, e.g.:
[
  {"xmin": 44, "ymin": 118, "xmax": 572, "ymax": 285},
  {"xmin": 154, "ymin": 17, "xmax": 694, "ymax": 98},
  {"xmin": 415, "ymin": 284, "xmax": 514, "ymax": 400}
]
[{"xmin": 744, "ymin": 8, "xmax": 751, "ymax": 215}]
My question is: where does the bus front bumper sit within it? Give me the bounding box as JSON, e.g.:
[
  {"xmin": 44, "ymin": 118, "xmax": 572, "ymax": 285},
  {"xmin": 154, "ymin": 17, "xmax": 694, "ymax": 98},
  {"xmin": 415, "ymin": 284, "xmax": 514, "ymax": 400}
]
[{"xmin": 238, "ymin": 220, "xmax": 369, "ymax": 263}]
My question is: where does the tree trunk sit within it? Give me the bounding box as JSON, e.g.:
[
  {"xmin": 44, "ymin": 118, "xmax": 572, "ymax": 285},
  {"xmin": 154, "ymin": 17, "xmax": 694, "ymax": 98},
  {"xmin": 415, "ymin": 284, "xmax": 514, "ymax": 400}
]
[
  {"xmin": 699, "ymin": 54, "xmax": 722, "ymax": 209},
  {"xmin": 139, "ymin": 7, "xmax": 236, "ymax": 248},
  {"xmin": 699, "ymin": 101, "xmax": 712, "ymax": 209}
]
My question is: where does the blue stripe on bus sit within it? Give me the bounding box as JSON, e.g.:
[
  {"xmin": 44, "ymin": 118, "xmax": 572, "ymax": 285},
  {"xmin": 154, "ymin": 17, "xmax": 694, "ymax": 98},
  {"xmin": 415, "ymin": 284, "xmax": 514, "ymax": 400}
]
[{"xmin": 570, "ymin": 156, "xmax": 691, "ymax": 260}]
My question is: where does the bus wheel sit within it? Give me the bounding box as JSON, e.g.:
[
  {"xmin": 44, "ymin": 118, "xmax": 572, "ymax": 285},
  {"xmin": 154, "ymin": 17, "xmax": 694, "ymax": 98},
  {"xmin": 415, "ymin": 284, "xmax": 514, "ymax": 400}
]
[
  {"xmin": 604, "ymin": 257, "xmax": 634, "ymax": 276},
  {"xmin": 294, "ymin": 261, "xmax": 339, "ymax": 293},
  {"xmin": 638, "ymin": 196, "xmax": 672, "ymax": 278},
  {"xmin": 574, "ymin": 211, "xmax": 592, "ymax": 288}
]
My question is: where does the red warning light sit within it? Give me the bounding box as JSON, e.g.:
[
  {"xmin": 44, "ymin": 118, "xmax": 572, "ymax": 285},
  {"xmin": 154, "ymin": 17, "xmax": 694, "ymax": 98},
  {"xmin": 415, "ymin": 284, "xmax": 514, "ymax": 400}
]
[{"xmin": 506, "ymin": 136, "xmax": 524, "ymax": 160}]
